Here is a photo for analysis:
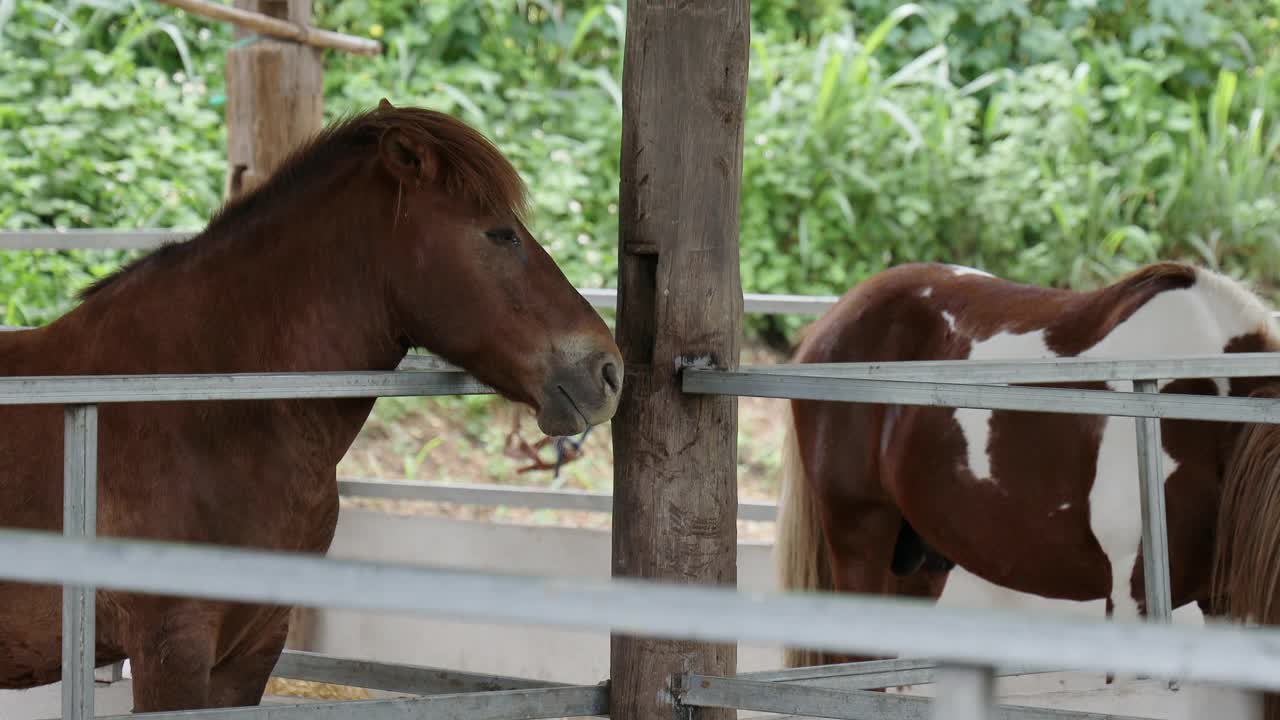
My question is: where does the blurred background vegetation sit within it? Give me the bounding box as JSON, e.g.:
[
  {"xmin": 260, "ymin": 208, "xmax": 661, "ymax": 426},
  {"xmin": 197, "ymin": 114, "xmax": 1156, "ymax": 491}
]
[
  {"xmin": 4, "ymin": 0, "xmax": 1280, "ymax": 339},
  {"xmin": 4, "ymin": 0, "xmax": 1280, "ymax": 496}
]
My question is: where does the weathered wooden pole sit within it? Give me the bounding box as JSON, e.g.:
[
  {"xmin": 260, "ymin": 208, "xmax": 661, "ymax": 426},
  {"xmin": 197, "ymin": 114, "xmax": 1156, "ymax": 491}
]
[
  {"xmin": 223, "ymin": 0, "xmax": 324, "ymax": 199},
  {"xmin": 224, "ymin": 0, "xmax": 324, "ymax": 650},
  {"xmin": 610, "ymin": 2, "xmax": 750, "ymax": 720}
]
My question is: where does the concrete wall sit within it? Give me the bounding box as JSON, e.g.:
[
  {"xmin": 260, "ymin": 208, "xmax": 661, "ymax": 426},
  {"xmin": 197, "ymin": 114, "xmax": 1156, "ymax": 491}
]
[{"xmin": 312, "ymin": 509, "xmax": 783, "ymax": 683}]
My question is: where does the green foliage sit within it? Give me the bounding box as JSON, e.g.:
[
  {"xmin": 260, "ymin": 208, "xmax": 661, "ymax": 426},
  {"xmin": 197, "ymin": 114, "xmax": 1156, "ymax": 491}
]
[
  {"xmin": 0, "ymin": 0, "xmax": 227, "ymax": 323},
  {"xmin": 4, "ymin": 0, "xmax": 1280, "ymax": 344}
]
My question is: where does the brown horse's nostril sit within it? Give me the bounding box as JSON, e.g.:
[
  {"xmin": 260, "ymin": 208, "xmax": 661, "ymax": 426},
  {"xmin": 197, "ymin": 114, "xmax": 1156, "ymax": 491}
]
[{"xmin": 602, "ymin": 361, "xmax": 620, "ymax": 395}]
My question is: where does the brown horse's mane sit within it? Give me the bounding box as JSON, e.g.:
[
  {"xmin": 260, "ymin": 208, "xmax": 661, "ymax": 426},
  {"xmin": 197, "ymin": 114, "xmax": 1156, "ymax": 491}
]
[{"xmin": 78, "ymin": 105, "xmax": 528, "ymax": 301}]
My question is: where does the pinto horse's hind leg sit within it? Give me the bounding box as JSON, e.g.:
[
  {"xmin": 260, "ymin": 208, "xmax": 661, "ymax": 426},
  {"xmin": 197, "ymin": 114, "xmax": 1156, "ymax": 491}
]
[{"xmin": 819, "ymin": 504, "xmax": 949, "ymax": 666}]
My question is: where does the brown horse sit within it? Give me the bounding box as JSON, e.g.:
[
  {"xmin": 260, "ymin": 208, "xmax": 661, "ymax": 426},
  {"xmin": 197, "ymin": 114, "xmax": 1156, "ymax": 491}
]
[
  {"xmin": 0, "ymin": 100, "xmax": 623, "ymax": 712},
  {"xmin": 777, "ymin": 261, "xmax": 1280, "ymax": 709}
]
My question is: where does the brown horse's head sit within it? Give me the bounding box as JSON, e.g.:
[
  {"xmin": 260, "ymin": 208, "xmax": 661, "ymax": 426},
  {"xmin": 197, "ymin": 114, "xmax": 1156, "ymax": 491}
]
[{"xmin": 369, "ymin": 99, "xmax": 621, "ymax": 436}]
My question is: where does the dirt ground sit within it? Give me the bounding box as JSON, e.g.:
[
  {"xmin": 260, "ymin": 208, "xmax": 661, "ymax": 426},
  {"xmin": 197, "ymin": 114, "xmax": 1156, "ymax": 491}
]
[{"xmin": 335, "ymin": 341, "xmax": 792, "ymax": 543}]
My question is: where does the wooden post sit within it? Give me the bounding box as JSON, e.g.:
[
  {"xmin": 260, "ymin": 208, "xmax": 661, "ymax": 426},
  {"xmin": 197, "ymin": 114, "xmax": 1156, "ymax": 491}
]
[
  {"xmin": 224, "ymin": 0, "xmax": 324, "ymax": 651},
  {"xmin": 610, "ymin": 2, "xmax": 750, "ymax": 720},
  {"xmin": 223, "ymin": 0, "xmax": 324, "ymax": 199}
]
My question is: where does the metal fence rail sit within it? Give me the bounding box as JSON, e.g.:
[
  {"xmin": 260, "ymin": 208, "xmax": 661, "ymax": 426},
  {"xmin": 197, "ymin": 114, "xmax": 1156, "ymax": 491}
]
[
  {"xmin": 683, "ymin": 368, "xmax": 1280, "ymax": 423},
  {"xmin": 101, "ymin": 683, "xmax": 609, "ymax": 720},
  {"xmin": 7, "ymin": 352, "xmax": 1280, "ymax": 718},
  {"xmin": 271, "ymin": 650, "xmax": 571, "ymax": 695},
  {"xmin": 675, "ymin": 671, "xmax": 1144, "ymax": 720},
  {"xmin": 738, "ymin": 658, "xmax": 1068, "ymax": 691},
  {"xmin": 0, "ymin": 370, "xmax": 493, "ymax": 404},
  {"xmin": 0, "ymin": 229, "xmax": 189, "ymax": 251},
  {"xmin": 747, "ymin": 352, "xmax": 1280, "ymax": 383},
  {"xmin": 335, "ymin": 477, "xmax": 779, "ymax": 522},
  {"xmin": 3, "ymin": 528, "xmax": 1280, "ymax": 692}
]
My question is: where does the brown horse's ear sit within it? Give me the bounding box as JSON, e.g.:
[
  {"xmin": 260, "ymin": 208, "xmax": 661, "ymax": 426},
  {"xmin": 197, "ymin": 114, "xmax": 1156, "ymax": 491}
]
[
  {"xmin": 378, "ymin": 97, "xmax": 394, "ymax": 110},
  {"xmin": 378, "ymin": 128, "xmax": 435, "ymax": 186}
]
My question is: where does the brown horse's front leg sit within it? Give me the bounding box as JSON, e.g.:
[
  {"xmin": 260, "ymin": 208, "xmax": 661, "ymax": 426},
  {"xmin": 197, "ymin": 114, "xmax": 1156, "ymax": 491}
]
[
  {"xmin": 207, "ymin": 615, "xmax": 291, "ymax": 708},
  {"xmin": 126, "ymin": 601, "xmax": 219, "ymax": 711}
]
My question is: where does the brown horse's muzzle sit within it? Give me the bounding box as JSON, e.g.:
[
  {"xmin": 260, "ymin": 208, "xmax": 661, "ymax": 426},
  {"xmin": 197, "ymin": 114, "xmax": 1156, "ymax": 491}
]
[{"xmin": 536, "ymin": 348, "xmax": 623, "ymax": 436}]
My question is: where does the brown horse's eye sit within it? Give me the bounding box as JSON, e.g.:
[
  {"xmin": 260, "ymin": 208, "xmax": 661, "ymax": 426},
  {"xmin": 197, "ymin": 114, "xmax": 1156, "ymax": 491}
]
[{"xmin": 484, "ymin": 228, "xmax": 520, "ymax": 247}]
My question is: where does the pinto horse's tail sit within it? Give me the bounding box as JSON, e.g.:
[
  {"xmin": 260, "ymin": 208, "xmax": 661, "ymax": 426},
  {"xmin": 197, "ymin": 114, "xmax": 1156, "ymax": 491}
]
[
  {"xmin": 776, "ymin": 402, "xmax": 832, "ymax": 668},
  {"xmin": 1212, "ymin": 388, "xmax": 1280, "ymax": 720}
]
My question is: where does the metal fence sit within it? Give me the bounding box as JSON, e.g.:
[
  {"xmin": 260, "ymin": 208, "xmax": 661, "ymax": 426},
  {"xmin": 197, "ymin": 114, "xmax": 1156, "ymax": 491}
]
[
  {"xmin": 7, "ymin": 230, "xmax": 1280, "ymax": 719},
  {"xmin": 6, "ymin": 355, "xmax": 1280, "ymax": 719}
]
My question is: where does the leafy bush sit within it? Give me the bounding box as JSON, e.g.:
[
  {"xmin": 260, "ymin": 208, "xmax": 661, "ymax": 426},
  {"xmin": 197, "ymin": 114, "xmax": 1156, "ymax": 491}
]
[{"xmin": 0, "ymin": 0, "xmax": 227, "ymax": 324}]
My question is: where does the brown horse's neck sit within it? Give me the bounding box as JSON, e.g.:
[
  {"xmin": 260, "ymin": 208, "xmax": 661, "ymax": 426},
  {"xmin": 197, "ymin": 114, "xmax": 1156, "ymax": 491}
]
[{"xmin": 44, "ymin": 162, "xmax": 405, "ymax": 377}]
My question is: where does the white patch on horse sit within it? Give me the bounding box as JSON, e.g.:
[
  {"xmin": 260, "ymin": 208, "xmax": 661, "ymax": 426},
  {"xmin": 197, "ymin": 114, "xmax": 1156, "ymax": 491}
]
[
  {"xmin": 953, "ymin": 329, "xmax": 1055, "ymax": 483},
  {"xmin": 1079, "ymin": 269, "xmax": 1276, "ymax": 620},
  {"xmin": 941, "ymin": 311, "xmax": 957, "ymax": 332},
  {"xmin": 1091, "ymin": 414, "xmax": 1180, "ymax": 621},
  {"xmin": 930, "ymin": 266, "xmax": 1278, "ymax": 625},
  {"xmin": 949, "ymin": 265, "xmax": 994, "ymax": 278},
  {"xmin": 919, "ymin": 287, "xmax": 933, "ymax": 298}
]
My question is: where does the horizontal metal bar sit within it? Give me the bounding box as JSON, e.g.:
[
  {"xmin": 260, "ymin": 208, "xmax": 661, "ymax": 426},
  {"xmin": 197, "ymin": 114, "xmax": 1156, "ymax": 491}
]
[
  {"xmin": 272, "ymin": 650, "xmax": 568, "ymax": 695},
  {"xmin": 92, "ymin": 684, "xmax": 608, "ymax": 720},
  {"xmin": 7, "ymin": 365, "xmax": 1280, "ymax": 423},
  {"xmin": 677, "ymin": 674, "xmax": 1146, "ymax": 720},
  {"xmin": 0, "ymin": 370, "xmax": 493, "ymax": 405},
  {"xmin": 746, "ymin": 353, "xmax": 1280, "ymax": 384},
  {"xmin": 741, "ymin": 291, "xmax": 841, "ymax": 315},
  {"xmin": 577, "ymin": 288, "xmax": 617, "ymax": 310},
  {"xmin": 0, "ymin": 229, "xmax": 191, "ymax": 250},
  {"xmin": 576, "ymin": 287, "xmax": 839, "ymax": 315},
  {"xmin": 739, "ymin": 658, "xmax": 1069, "ymax": 691},
  {"xmin": 1, "ymin": 530, "xmax": 1279, "ymax": 693},
  {"xmin": 336, "ymin": 477, "xmax": 778, "ymax": 522},
  {"xmin": 683, "ymin": 370, "xmax": 1280, "ymax": 424}
]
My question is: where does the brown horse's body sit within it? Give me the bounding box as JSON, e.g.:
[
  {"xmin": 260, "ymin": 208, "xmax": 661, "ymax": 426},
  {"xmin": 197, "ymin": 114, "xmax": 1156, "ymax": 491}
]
[
  {"xmin": 778, "ymin": 262, "xmax": 1280, "ymax": 694},
  {"xmin": 0, "ymin": 101, "xmax": 623, "ymax": 712}
]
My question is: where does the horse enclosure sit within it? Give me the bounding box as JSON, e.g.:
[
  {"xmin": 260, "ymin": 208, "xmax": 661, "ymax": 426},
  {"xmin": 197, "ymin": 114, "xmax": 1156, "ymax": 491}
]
[{"xmin": 5, "ymin": 2, "xmax": 1280, "ymax": 720}]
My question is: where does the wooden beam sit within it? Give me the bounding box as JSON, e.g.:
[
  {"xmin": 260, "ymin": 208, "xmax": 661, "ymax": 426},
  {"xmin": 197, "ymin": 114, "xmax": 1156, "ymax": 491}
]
[
  {"xmin": 223, "ymin": 0, "xmax": 324, "ymax": 200},
  {"xmin": 610, "ymin": 2, "xmax": 750, "ymax": 720},
  {"xmin": 156, "ymin": 0, "xmax": 382, "ymax": 55}
]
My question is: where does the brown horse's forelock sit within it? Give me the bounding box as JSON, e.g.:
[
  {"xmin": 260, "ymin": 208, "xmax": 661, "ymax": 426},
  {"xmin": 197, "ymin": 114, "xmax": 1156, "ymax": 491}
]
[{"xmin": 78, "ymin": 105, "xmax": 528, "ymax": 302}]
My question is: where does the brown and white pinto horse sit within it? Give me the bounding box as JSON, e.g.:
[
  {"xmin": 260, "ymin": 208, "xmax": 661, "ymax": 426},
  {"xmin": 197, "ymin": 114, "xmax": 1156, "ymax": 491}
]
[
  {"xmin": 778, "ymin": 261, "xmax": 1280, "ymax": 707},
  {"xmin": 0, "ymin": 100, "xmax": 622, "ymax": 712}
]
